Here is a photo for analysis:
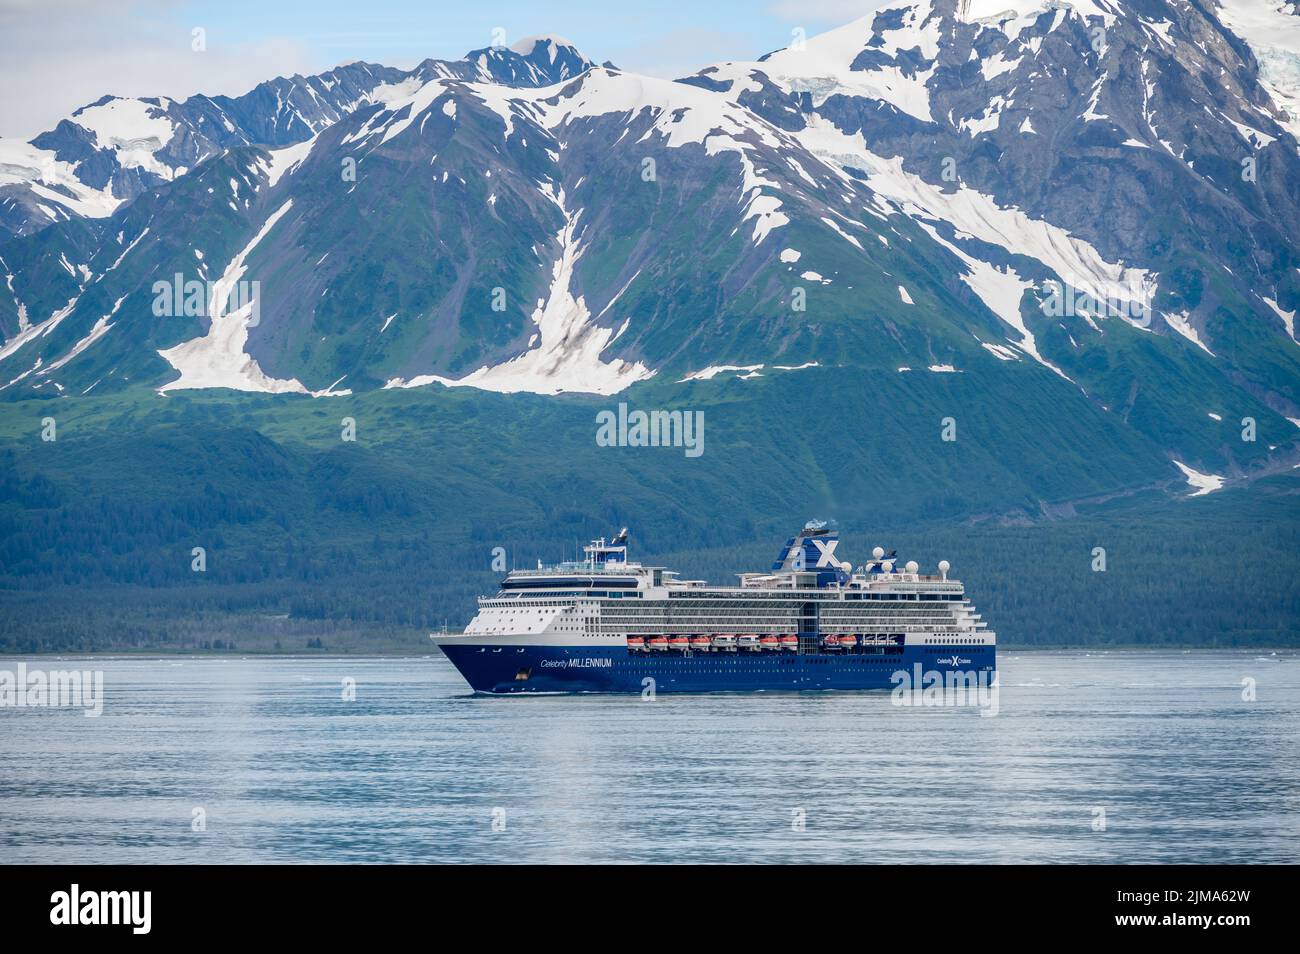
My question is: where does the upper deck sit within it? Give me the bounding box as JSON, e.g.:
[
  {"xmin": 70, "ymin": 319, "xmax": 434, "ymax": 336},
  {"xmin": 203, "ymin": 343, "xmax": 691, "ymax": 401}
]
[
  {"xmin": 462, "ymin": 526, "xmax": 991, "ymax": 643},
  {"xmin": 488, "ymin": 526, "xmax": 965, "ymax": 601}
]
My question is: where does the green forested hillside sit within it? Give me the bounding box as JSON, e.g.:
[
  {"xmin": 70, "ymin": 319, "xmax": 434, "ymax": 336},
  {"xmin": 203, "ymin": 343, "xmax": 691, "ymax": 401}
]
[{"xmin": 0, "ymin": 375, "xmax": 1296, "ymax": 652}]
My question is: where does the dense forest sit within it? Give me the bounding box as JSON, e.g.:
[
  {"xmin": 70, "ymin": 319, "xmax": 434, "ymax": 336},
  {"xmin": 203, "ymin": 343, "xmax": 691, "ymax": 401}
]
[
  {"xmin": 0, "ymin": 383, "xmax": 1296, "ymax": 653},
  {"xmin": 1, "ymin": 467, "xmax": 1295, "ymax": 653}
]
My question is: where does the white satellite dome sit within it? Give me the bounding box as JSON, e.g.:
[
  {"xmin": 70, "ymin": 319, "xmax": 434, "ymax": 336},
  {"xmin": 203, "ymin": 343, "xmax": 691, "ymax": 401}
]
[
  {"xmin": 905, "ymin": 560, "xmax": 919, "ymax": 574},
  {"xmin": 872, "ymin": 546, "xmax": 885, "ymax": 560}
]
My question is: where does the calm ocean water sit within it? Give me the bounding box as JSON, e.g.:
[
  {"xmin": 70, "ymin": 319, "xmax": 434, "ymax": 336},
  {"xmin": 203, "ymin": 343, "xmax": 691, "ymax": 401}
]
[{"xmin": 1, "ymin": 650, "xmax": 1297, "ymax": 864}]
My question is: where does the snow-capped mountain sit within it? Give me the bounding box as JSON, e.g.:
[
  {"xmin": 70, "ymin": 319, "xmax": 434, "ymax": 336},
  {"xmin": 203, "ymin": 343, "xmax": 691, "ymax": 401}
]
[
  {"xmin": 1, "ymin": 2, "xmax": 1297, "ymax": 490},
  {"xmin": 694, "ymin": 0, "xmax": 1300, "ymax": 359},
  {"xmin": 0, "ymin": 36, "xmax": 596, "ymax": 241}
]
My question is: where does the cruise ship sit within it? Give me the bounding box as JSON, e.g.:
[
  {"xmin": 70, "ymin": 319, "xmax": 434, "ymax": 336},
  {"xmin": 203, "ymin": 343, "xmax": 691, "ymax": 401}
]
[{"xmin": 433, "ymin": 524, "xmax": 996, "ymax": 694}]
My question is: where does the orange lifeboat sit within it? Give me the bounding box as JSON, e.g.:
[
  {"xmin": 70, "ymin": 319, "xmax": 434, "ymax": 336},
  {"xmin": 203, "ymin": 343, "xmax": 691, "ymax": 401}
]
[
  {"xmin": 839, "ymin": 634, "xmax": 858, "ymax": 648},
  {"xmin": 780, "ymin": 634, "xmax": 799, "ymax": 651},
  {"xmin": 648, "ymin": 636, "xmax": 670, "ymax": 652},
  {"xmin": 690, "ymin": 635, "xmax": 712, "ymax": 652},
  {"xmin": 759, "ymin": 635, "xmax": 780, "ymax": 651},
  {"xmin": 669, "ymin": 636, "xmax": 691, "ymax": 652},
  {"xmin": 627, "ymin": 637, "xmax": 646, "ymax": 652}
]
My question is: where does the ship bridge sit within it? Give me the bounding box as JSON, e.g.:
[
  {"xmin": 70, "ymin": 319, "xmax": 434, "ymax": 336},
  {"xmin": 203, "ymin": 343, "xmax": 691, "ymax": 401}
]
[{"xmin": 493, "ymin": 529, "xmax": 669, "ymax": 594}]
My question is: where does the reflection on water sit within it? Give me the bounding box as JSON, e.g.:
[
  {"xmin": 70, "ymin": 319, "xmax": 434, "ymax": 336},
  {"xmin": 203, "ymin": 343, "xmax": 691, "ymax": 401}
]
[{"xmin": 1, "ymin": 651, "xmax": 1297, "ymax": 863}]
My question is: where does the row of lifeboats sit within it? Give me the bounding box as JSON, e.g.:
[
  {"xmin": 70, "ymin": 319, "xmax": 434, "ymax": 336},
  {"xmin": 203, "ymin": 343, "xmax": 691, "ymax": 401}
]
[
  {"xmin": 626, "ymin": 634, "xmax": 879, "ymax": 653},
  {"xmin": 627, "ymin": 634, "xmax": 792, "ymax": 652}
]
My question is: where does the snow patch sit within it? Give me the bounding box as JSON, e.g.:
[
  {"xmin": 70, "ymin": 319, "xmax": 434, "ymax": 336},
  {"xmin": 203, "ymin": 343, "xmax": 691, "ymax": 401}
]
[
  {"xmin": 820, "ymin": 215, "xmax": 864, "ymax": 250},
  {"xmin": 1173, "ymin": 459, "xmax": 1224, "ymax": 496},
  {"xmin": 158, "ymin": 201, "xmax": 337, "ymax": 396},
  {"xmin": 914, "ymin": 220, "xmax": 1070, "ymax": 380},
  {"xmin": 983, "ymin": 51, "xmax": 1023, "ymax": 81},
  {"xmin": 0, "ymin": 295, "xmax": 79, "ymax": 368},
  {"xmin": 794, "ymin": 119, "xmax": 1157, "ymax": 325},
  {"xmin": 1262, "ymin": 296, "xmax": 1297, "ymax": 342},
  {"xmin": 0, "ymin": 139, "xmax": 121, "ymax": 219},
  {"xmin": 1215, "ymin": 0, "xmax": 1300, "ymax": 144},
  {"xmin": 982, "ymin": 341, "xmax": 1020, "ymax": 360},
  {"xmin": 755, "ymin": 7, "xmax": 941, "ymax": 122},
  {"xmin": 69, "ymin": 97, "xmax": 177, "ymax": 178},
  {"xmin": 105, "ymin": 227, "xmax": 149, "ymax": 273},
  {"xmin": 385, "ymin": 192, "xmax": 653, "ymax": 395},
  {"xmin": 261, "ymin": 136, "xmax": 318, "ymax": 187},
  {"xmin": 960, "ymin": 0, "xmax": 1116, "ymax": 31},
  {"xmin": 40, "ymin": 296, "xmax": 126, "ymax": 374},
  {"xmin": 1163, "ymin": 310, "xmax": 1216, "ymax": 356},
  {"xmin": 679, "ymin": 364, "xmax": 764, "ymax": 382}
]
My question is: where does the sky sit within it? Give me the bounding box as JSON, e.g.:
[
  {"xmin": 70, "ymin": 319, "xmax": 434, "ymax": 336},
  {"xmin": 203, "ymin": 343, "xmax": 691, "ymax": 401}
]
[{"xmin": 0, "ymin": 0, "xmax": 885, "ymax": 139}]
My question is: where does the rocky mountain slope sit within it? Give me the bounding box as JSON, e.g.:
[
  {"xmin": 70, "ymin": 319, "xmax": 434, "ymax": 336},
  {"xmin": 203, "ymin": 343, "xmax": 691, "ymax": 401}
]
[
  {"xmin": 1, "ymin": 2, "xmax": 1298, "ymax": 495},
  {"xmin": 0, "ymin": 36, "xmax": 594, "ymax": 239}
]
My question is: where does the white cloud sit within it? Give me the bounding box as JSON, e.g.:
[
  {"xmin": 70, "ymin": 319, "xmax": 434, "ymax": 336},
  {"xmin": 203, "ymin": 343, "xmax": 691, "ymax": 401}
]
[
  {"xmin": 605, "ymin": 26, "xmax": 770, "ymax": 80},
  {"xmin": 766, "ymin": 0, "xmax": 897, "ymax": 25},
  {"xmin": 0, "ymin": 1, "xmax": 320, "ymax": 139}
]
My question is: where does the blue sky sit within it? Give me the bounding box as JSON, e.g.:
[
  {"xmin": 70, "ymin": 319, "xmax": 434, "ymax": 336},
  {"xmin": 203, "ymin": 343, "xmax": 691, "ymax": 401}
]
[
  {"xmin": 184, "ymin": 0, "xmax": 821, "ymax": 70},
  {"xmin": 0, "ymin": 0, "xmax": 877, "ymax": 138}
]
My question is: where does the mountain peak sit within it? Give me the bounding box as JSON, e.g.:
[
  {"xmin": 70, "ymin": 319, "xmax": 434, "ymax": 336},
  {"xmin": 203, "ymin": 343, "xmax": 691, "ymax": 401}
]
[
  {"xmin": 509, "ymin": 34, "xmax": 580, "ymax": 58},
  {"xmin": 465, "ymin": 34, "xmax": 598, "ymax": 87}
]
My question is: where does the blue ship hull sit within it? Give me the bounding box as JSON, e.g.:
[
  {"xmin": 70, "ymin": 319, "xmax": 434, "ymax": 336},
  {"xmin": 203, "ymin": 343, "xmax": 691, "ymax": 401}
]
[{"xmin": 440, "ymin": 644, "xmax": 996, "ymax": 694}]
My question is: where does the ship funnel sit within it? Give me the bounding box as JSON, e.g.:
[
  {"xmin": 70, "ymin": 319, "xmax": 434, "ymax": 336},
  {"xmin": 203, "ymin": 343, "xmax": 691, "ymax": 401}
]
[{"xmin": 773, "ymin": 527, "xmax": 850, "ymax": 585}]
